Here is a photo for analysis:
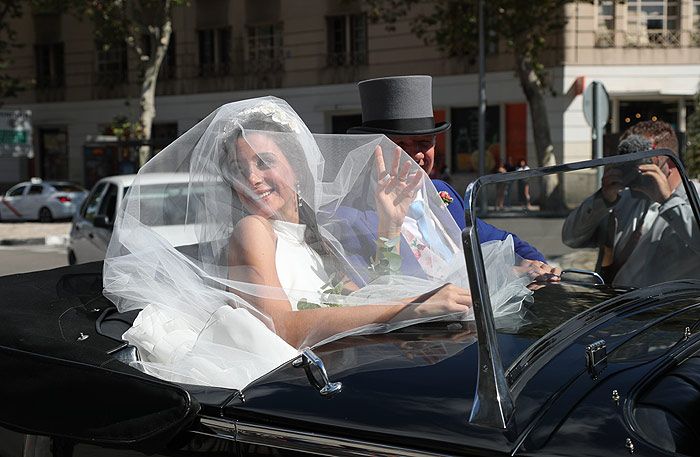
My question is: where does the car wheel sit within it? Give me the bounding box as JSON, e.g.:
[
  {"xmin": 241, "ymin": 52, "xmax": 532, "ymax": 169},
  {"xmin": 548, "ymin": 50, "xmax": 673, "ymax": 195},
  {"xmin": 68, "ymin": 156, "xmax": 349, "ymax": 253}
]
[
  {"xmin": 38, "ymin": 207, "xmax": 53, "ymax": 223},
  {"xmin": 68, "ymin": 250, "xmax": 76, "ymax": 265}
]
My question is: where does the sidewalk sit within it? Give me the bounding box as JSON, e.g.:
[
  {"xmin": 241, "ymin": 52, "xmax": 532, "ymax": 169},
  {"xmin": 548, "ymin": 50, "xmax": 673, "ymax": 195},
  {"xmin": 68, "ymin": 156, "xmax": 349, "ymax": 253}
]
[{"xmin": 0, "ymin": 222, "xmax": 71, "ymax": 246}]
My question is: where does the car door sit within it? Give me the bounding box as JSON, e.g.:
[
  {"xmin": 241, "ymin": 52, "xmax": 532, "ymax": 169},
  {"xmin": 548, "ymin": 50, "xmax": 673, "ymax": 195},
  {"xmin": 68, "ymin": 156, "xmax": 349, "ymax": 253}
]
[
  {"xmin": 25, "ymin": 184, "xmax": 45, "ymax": 221},
  {"xmin": 1, "ymin": 185, "xmax": 28, "ymax": 220},
  {"xmin": 71, "ymin": 181, "xmax": 108, "ymax": 263},
  {"xmin": 89, "ymin": 183, "xmax": 119, "ymax": 257}
]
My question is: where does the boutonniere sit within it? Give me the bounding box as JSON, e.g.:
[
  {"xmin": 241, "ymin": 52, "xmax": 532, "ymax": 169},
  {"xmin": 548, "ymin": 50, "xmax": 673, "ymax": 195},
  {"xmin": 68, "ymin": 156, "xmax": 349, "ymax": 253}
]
[{"xmin": 439, "ymin": 190, "xmax": 453, "ymax": 205}]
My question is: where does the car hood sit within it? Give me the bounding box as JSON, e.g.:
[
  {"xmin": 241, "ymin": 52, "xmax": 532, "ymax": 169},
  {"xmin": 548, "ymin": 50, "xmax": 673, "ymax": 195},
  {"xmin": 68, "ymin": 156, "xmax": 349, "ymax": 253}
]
[
  {"xmin": 218, "ymin": 281, "xmax": 700, "ymax": 456},
  {"xmin": 0, "ymin": 262, "xmax": 199, "ymax": 452}
]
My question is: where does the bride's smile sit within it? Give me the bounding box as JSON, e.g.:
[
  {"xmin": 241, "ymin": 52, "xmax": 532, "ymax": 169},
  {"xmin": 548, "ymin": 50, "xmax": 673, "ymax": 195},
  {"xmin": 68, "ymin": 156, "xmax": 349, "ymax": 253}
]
[{"xmin": 232, "ymin": 132, "xmax": 299, "ymax": 222}]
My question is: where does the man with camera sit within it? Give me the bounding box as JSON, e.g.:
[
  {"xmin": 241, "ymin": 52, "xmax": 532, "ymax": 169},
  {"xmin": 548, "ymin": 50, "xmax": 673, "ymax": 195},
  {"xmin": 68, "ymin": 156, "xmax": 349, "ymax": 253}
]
[{"xmin": 562, "ymin": 120, "xmax": 700, "ymax": 287}]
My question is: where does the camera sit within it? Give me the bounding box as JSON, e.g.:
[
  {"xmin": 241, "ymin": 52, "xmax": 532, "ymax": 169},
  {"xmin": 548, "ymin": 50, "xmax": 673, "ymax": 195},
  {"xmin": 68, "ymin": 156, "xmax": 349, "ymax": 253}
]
[
  {"xmin": 617, "ymin": 157, "xmax": 654, "ymax": 188},
  {"xmin": 615, "ymin": 135, "xmax": 654, "ymax": 188}
]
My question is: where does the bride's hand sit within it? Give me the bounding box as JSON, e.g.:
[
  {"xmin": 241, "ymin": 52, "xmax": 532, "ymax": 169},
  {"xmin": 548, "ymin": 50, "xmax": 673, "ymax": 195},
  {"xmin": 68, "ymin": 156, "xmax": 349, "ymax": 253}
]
[
  {"xmin": 374, "ymin": 145, "xmax": 422, "ymax": 238},
  {"xmin": 393, "ymin": 284, "xmax": 472, "ymax": 321}
]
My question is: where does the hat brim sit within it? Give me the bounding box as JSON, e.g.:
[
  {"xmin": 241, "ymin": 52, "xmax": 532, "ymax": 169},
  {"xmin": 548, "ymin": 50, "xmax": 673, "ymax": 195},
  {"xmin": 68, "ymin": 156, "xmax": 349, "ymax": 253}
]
[{"xmin": 347, "ymin": 121, "xmax": 450, "ymax": 136}]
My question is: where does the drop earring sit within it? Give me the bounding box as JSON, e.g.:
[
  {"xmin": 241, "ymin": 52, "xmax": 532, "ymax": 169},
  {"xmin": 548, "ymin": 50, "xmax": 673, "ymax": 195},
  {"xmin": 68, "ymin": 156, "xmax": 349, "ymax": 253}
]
[{"xmin": 296, "ymin": 181, "xmax": 303, "ymax": 207}]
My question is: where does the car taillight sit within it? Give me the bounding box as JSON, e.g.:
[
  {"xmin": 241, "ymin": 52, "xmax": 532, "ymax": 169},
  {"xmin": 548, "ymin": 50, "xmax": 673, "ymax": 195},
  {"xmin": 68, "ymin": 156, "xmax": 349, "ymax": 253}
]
[{"xmin": 57, "ymin": 196, "xmax": 71, "ymax": 203}]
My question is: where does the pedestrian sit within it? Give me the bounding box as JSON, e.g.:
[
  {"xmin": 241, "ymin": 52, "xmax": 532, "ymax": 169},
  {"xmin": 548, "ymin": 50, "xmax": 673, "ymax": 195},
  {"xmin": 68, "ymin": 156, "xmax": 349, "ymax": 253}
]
[{"xmin": 516, "ymin": 159, "xmax": 532, "ymax": 209}]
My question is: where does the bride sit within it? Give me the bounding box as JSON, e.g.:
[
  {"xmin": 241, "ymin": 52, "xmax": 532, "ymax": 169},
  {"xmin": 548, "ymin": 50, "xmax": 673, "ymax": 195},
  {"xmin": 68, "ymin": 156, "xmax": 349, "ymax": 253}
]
[{"xmin": 103, "ymin": 97, "xmax": 532, "ymax": 389}]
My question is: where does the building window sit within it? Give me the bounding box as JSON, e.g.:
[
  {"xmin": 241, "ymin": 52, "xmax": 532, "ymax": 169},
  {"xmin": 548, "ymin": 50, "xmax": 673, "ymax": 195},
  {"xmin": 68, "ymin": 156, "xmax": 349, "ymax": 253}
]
[
  {"xmin": 626, "ymin": 0, "xmax": 680, "ymax": 47},
  {"xmin": 143, "ymin": 33, "xmax": 177, "ymax": 80},
  {"xmin": 451, "ymin": 106, "xmax": 501, "ymax": 173},
  {"xmin": 35, "ymin": 42, "xmax": 64, "ymax": 88},
  {"xmin": 692, "ymin": 0, "xmax": 700, "ymax": 45},
  {"xmin": 38, "ymin": 128, "xmax": 69, "ymax": 180},
  {"xmin": 198, "ymin": 27, "xmax": 231, "ymax": 77},
  {"xmin": 326, "ymin": 14, "xmax": 368, "ymax": 67},
  {"xmin": 96, "ymin": 42, "xmax": 128, "ymax": 85},
  {"xmin": 595, "ymin": 0, "xmax": 615, "ymax": 47},
  {"xmin": 246, "ymin": 24, "xmax": 284, "ymax": 73}
]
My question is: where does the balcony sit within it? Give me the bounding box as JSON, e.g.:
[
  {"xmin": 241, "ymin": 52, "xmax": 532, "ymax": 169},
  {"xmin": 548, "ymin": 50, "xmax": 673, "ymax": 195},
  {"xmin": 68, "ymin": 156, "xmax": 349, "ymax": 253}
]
[
  {"xmin": 326, "ymin": 51, "xmax": 368, "ymax": 68},
  {"xmin": 34, "ymin": 77, "xmax": 65, "ymax": 102},
  {"xmin": 242, "ymin": 55, "xmax": 284, "ymax": 90},
  {"xmin": 594, "ymin": 30, "xmax": 615, "ymax": 48},
  {"xmin": 625, "ymin": 30, "xmax": 681, "ymax": 48}
]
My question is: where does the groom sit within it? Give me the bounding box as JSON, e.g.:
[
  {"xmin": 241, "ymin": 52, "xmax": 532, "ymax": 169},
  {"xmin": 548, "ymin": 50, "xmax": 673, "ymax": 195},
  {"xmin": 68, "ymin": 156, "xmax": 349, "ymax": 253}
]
[{"xmin": 347, "ymin": 75, "xmax": 546, "ymax": 263}]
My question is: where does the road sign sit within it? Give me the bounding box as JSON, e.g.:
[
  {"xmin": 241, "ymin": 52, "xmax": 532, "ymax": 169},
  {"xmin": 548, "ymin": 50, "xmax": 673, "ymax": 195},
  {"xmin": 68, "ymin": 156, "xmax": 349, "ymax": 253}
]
[
  {"xmin": 0, "ymin": 110, "xmax": 33, "ymax": 158},
  {"xmin": 582, "ymin": 81, "xmax": 610, "ymax": 130}
]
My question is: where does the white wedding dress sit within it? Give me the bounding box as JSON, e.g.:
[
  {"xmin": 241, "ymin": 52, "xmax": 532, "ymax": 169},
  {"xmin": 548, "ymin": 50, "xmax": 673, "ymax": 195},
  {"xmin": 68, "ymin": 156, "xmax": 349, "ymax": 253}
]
[
  {"xmin": 271, "ymin": 220, "xmax": 330, "ymax": 309},
  {"xmin": 104, "ymin": 97, "xmax": 533, "ymax": 391},
  {"xmin": 120, "ymin": 219, "xmax": 339, "ymax": 389}
]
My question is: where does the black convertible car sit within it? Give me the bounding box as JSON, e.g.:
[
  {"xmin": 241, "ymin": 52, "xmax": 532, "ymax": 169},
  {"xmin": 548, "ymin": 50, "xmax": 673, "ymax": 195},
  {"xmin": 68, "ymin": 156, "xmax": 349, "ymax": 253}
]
[{"xmin": 1, "ymin": 152, "xmax": 699, "ymax": 457}]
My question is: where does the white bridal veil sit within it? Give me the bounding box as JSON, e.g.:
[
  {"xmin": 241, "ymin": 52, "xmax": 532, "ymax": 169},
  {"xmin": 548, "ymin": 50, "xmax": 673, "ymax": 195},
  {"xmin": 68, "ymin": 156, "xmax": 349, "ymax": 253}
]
[{"xmin": 103, "ymin": 97, "xmax": 531, "ymax": 389}]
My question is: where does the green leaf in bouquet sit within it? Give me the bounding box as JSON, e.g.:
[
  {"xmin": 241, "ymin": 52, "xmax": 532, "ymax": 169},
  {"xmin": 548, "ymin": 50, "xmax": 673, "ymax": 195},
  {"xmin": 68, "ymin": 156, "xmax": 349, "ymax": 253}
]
[{"xmin": 297, "ymin": 299, "xmax": 321, "ymax": 310}]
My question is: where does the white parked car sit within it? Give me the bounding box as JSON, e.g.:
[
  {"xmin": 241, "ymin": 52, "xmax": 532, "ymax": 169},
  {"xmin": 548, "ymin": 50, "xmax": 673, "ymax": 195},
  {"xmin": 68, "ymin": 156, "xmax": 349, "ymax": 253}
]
[
  {"xmin": 68, "ymin": 173, "xmax": 203, "ymax": 265},
  {"xmin": 0, "ymin": 179, "xmax": 88, "ymax": 222}
]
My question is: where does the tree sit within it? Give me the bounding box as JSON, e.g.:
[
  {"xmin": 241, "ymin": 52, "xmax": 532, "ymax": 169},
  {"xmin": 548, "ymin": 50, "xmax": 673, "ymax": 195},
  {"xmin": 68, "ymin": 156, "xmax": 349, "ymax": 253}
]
[
  {"xmin": 685, "ymin": 91, "xmax": 700, "ymax": 179},
  {"xmin": 363, "ymin": 0, "xmax": 571, "ymax": 209},
  {"xmin": 0, "ymin": 0, "xmax": 26, "ymax": 101},
  {"xmin": 68, "ymin": 0, "xmax": 185, "ymax": 165}
]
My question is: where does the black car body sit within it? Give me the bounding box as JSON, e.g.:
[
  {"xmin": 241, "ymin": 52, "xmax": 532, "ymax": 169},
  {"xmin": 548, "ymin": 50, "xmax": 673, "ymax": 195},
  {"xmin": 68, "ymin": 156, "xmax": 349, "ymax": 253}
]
[{"xmin": 1, "ymin": 152, "xmax": 699, "ymax": 456}]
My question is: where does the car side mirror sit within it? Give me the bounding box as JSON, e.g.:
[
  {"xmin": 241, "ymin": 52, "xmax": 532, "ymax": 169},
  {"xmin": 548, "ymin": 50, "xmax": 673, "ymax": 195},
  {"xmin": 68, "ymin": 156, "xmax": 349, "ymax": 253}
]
[{"xmin": 93, "ymin": 215, "xmax": 113, "ymax": 229}]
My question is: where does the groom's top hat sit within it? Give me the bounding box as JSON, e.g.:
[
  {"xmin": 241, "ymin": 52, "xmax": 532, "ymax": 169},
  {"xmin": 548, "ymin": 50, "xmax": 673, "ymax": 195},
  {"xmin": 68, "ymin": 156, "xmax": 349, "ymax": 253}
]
[{"xmin": 347, "ymin": 75, "xmax": 450, "ymax": 135}]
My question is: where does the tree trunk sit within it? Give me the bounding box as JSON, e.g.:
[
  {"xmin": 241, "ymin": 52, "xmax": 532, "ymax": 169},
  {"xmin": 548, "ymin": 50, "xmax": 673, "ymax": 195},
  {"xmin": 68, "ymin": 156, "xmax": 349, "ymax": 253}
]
[
  {"xmin": 514, "ymin": 52, "xmax": 566, "ymax": 212},
  {"xmin": 138, "ymin": 14, "xmax": 172, "ymax": 166}
]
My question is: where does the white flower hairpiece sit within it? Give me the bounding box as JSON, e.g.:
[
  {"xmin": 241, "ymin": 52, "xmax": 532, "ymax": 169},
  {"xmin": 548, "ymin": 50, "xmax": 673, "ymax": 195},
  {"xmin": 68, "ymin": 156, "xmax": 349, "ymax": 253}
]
[{"xmin": 232, "ymin": 100, "xmax": 303, "ymax": 134}]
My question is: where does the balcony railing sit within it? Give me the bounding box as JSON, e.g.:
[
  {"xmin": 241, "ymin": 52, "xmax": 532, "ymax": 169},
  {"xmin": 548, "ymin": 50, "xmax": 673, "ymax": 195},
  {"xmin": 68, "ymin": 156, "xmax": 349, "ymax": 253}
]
[
  {"xmin": 326, "ymin": 51, "xmax": 368, "ymax": 67},
  {"xmin": 691, "ymin": 31, "xmax": 700, "ymax": 47},
  {"xmin": 243, "ymin": 55, "xmax": 284, "ymax": 90},
  {"xmin": 624, "ymin": 30, "xmax": 681, "ymax": 48},
  {"xmin": 595, "ymin": 30, "xmax": 615, "ymax": 48}
]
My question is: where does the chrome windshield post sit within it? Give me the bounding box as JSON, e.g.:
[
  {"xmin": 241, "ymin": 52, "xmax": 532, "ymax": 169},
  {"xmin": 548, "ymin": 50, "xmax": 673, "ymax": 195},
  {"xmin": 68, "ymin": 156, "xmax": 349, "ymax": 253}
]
[{"xmin": 463, "ymin": 182, "xmax": 514, "ymax": 429}]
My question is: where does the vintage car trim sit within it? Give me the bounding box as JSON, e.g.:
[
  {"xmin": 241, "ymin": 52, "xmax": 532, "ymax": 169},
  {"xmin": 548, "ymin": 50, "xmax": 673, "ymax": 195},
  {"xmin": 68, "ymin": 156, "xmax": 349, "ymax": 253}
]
[
  {"xmin": 462, "ymin": 149, "xmax": 700, "ymax": 431},
  {"xmin": 198, "ymin": 417, "xmax": 448, "ymax": 457},
  {"xmin": 508, "ymin": 282, "xmax": 700, "ymax": 395},
  {"xmin": 461, "ymin": 218, "xmax": 513, "ymax": 429}
]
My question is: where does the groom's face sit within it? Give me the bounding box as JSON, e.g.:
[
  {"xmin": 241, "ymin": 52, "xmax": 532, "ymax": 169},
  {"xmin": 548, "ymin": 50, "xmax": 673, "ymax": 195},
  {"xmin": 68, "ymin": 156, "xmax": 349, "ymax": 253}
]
[{"xmin": 389, "ymin": 135, "xmax": 436, "ymax": 175}]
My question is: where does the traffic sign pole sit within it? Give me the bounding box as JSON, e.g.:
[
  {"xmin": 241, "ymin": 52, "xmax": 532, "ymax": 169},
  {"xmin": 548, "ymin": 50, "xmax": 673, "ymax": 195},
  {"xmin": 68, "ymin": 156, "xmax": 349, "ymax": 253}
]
[{"xmin": 582, "ymin": 81, "xmax": 610, "ymax": 186}]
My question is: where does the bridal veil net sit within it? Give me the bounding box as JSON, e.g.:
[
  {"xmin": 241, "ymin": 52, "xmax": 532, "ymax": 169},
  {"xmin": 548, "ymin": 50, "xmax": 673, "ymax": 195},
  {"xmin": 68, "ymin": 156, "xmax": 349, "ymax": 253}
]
[{"xmin": 103, "ymin": 96, "xmax": 531, "ymax": 389}]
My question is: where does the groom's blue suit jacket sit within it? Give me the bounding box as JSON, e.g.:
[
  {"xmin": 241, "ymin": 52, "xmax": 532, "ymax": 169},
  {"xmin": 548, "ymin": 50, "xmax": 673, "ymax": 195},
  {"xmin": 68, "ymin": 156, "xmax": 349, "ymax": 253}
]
[
  {"xmin": 432, "ymin": 179, "xmax": 545, "ymax": 262},
  {"xmin": 327, "ymin": 179, "xmax": 545, "ymax": 286}
]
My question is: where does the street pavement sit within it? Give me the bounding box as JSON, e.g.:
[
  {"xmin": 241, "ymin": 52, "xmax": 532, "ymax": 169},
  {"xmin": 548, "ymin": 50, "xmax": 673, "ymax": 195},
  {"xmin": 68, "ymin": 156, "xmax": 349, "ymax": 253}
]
[
  {"xmin": 0, "ymin": 217, "xmax": 595, "ymax": 276},
  {"xmin": 0, "ymin": 244, "xmax": 68, "ymax": 276}
]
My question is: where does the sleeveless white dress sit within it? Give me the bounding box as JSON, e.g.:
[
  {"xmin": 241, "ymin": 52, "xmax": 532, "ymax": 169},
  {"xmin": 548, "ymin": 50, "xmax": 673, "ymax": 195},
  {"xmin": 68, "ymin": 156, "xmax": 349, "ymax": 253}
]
[
  {"xmin": 120, "ymin": 219, "xmax": 332, "ymax": 388},
  {"xmin": 270, "ymin": 219, "xmax": 330, "ymax": 310}
]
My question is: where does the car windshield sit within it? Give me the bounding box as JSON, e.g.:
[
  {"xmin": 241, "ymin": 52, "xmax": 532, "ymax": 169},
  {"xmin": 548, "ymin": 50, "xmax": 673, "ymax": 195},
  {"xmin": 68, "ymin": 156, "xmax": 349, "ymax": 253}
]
[
  {"xmin": 52, "ymin": 183, "xmax": 85, "ymax": 192},
  {"xmin": 469, "ymin": 151, "xmax": 700, "ymax": 372},
  {"xmin": 124, "ymin": 182, "xmax": 208, "ymax": 226}
]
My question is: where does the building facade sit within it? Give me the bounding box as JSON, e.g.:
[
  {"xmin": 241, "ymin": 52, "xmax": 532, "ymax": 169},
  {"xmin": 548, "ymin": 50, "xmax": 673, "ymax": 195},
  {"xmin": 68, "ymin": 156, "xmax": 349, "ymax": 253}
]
[{"xmin": 1, "ymin": 0, "xmax": 700, "ymax": 190}]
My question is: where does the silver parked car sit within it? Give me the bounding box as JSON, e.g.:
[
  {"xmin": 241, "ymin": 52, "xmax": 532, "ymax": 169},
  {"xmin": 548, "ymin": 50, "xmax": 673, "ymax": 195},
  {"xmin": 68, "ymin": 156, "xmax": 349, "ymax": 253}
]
[
  {"xmin": 68, "ymin": 173, "xmax": 203, "ymax": 265},
  {"xmin": 0, "ymin": 179, "xmax": 87, "ymax": 222}
]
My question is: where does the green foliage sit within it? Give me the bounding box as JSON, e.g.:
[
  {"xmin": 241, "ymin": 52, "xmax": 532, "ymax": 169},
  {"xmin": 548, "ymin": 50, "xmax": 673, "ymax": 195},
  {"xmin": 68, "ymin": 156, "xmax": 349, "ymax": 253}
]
[
  {"xmin": 684, "ymin": 91, "xmax": 700, "ymax": 179},
  {"xmin": 102, "ymin": 115, "xmax": 144, "ymax": 141},
  {"xmin": 363, "ymin": 0, "xmax": 571, "ymax": 91},
  {"xmin": 0, "ymin": 0, "xmax": 26, "ymax": 101},
  {"xmin": 61, "ymin": 0, "xmax": 187, "ymax": 67}
]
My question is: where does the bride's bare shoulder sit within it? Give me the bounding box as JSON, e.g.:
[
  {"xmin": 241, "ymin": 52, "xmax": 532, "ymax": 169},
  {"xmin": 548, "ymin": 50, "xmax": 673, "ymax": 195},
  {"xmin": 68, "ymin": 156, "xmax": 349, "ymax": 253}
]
[{"xmin": 230, "ymin": 215, "xmax": 276, "ymax": 249}]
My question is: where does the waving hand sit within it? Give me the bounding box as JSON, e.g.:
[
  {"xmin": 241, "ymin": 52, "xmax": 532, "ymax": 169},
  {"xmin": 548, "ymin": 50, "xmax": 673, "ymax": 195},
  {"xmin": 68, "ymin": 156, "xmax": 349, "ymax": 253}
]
[{"xmin": 374, "ymin": 145, "xmax": 422, "ymax": 238}]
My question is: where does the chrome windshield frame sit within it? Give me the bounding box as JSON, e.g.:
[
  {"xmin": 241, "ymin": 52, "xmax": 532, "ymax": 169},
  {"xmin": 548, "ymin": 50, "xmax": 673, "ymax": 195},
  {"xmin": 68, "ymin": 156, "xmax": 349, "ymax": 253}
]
[{"xmin": 462, "ymin": 149, "xmax": 699, "ymax": 430}]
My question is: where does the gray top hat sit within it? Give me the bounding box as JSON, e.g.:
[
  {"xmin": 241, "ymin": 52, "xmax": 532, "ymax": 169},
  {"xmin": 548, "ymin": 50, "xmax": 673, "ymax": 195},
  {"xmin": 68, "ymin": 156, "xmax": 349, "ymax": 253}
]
[{"xmin": 347, "ymin": 75, "xmax": 450, "ymax": 135}]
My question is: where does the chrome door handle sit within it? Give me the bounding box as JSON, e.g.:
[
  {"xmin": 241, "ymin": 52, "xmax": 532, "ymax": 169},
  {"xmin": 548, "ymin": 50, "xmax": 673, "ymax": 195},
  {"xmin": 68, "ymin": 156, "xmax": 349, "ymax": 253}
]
[{"xmin": 292, "ymin": 347, "xmax": 342, "ymax": 397}]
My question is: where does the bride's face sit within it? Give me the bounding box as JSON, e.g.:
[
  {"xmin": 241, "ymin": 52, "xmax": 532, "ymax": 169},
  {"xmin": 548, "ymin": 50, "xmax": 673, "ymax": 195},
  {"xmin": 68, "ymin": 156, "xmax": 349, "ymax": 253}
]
[{"xmin": 232, "ymin": 132, "xmax": 299, "ymax": 221}]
